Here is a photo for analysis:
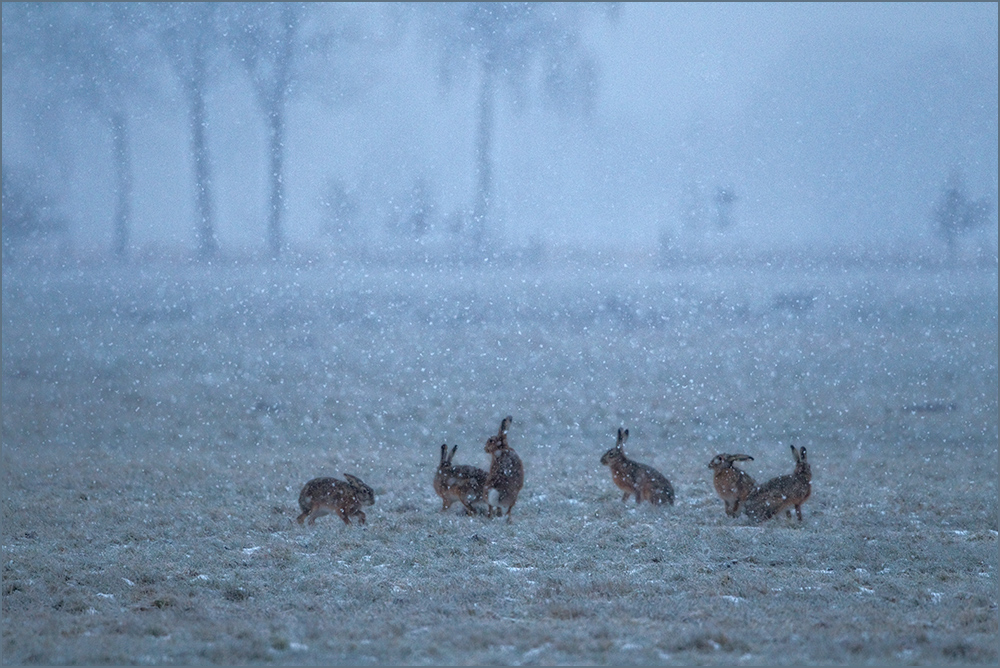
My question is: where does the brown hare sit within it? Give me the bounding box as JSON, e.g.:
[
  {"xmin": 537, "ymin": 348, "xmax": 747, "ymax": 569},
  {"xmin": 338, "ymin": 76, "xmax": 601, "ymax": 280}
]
[
  {"xmin": 600, "ymin": 428, "xmax": 674, "ymax": 505},
  {"xmin": 483, "ymin": 416, "xmax": 524, "ymax": 521},
  {"xmin": 744, "ymin": 445, "xmax": 811, "ymax": 522},
  {"xmin": 708, "ymin": 453, "xmax": 756, "ymax": 517},
  {"xmin": 433, "ymin": 443, "xmax": 488, "ymax": 515},
  {"xmin": 296, "ymin": 474, "xmax": 375, "ymax": 526}
]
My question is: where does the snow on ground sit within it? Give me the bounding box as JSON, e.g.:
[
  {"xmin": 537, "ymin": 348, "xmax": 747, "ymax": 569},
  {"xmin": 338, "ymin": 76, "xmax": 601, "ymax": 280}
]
[{"xmin": 2, "ymin": 260, "xmax": 997, "ymax": 665}]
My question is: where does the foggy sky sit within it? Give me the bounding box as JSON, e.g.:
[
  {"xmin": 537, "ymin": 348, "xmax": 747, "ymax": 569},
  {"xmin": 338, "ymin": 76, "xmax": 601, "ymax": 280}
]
[{"xmin": 2, "ymin": 2, "xmax": 997, "ymax": 257}]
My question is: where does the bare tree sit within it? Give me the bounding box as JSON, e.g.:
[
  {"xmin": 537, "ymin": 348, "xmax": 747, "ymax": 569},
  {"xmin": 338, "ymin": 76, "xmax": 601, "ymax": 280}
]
[
  {"xmin": 2, "ymin": 3, "xmax": 152, "ymax": 261},
  {"xmin": 153, "ymin": 4, "xmax": 226, "ymax": 261},
  {"xmin": 933, "ymin": 170, "xmax": 992, "ymax": 265},
  {"xmin": 422, "ymin": 3, "xmax": 614, "ymax": 257},
  {"xmin": 714, "ymin": 187, "xmax": 738, "ymax": 230},
  {"xmin": 2, "ymin": 163, "xmax": 68, "ymax": 265},
  {"xmin": 224, "ymin": 4, "xmax": 394, "ymax": 259},
  {"xmin": 224, "ymin": 3, "xmax": 303, "ymax": 260}
]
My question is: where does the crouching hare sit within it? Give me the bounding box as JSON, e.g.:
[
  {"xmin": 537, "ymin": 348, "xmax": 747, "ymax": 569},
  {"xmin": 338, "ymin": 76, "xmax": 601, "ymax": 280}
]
[
  {"xmin": 743, "ymin": 445, "xmax": 811, "ymax": 522},
  {"xmin": 600, "ymin": 428, "xmax": 675, "ymax": 505},
  {"xmin": 433, "ymin": 443, "xmax": 488, "ymax": 515}
]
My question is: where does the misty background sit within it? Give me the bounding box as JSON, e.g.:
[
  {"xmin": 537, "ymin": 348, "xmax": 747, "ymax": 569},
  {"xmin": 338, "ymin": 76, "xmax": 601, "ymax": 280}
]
[
  {"xmin": 2, "ymin": 2, "xmax": 998, "ymax": 265},
  {"xmin": 2, "ymin": 5, "xmax": 998, "ymax": 663}
]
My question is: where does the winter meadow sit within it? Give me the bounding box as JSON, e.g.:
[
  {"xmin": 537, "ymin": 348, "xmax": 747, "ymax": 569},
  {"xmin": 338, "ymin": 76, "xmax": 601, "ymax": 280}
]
[
  {"xmin": 2, "ymin": 3, "xmax": 998, "ymax": 666},
  {"xmin": 2, "ymin": 259, "xmax": 997, "ymax": 665}
]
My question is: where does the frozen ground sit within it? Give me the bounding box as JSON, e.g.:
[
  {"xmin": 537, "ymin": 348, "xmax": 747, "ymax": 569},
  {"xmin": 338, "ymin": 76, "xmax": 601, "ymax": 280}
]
[{"xmin": 2, "ymin": 259, "xmax": 997, "ymax": 665}]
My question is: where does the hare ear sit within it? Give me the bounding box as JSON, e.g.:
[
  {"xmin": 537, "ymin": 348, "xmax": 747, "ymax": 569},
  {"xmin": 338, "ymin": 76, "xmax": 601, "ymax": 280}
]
[
  {"xmin": 789, "ymin": 445, "xmax": 799, "ymax": 463},
  {"xmin": 617, "ymin": 428, "xmax": 629, "ymax": 448},
  {"xmin": 500, "ymin": 416, "xmax": 512, "ymax": 435},
  {"xmin": 729, "ymin": 454, "xmax": 753, "ymax": 462},
  {"xmin": 344, "ymin": 473, "xmax": 361, "ymax": 487},
  {"xmin": 449, "ymin": 444, "xmax": 458, "ymax": 462},
  {"xmin": 440, "ymin": 443, "xmax": 449, "ymax": 463},
  {"xmin": 799, "ymin": 446, "xmax": 807, "ymax": 461}
]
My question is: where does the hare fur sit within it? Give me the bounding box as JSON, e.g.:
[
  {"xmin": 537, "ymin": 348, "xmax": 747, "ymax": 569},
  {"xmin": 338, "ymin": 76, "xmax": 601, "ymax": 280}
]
[
  {"xmin": 600, "ymin": 428, "xmax": 675, "ymax": 505},
  {"xmin": 296, "ymin": 474, "xmax": 375, "ymax": 526},
  {"xmin": 743, "ymin": 445, "xmax": 811, "ymax": 522},
  {"xmin": 708, "ymin": 453, "xmax": 756, "ymax": 517},
  {"xmin": 433, "ymin": 443, "xmax": 489, "ymax": 515},
  {"xmin": 483, "ymin": 416, "xmax": 524, "ymax": 521}
]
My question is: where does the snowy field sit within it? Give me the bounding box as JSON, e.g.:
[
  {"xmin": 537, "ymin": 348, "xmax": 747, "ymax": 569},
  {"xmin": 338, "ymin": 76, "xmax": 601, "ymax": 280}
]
[{"xmin": 2, "ymin": 259, "xmax": 997, "ymax": 665}]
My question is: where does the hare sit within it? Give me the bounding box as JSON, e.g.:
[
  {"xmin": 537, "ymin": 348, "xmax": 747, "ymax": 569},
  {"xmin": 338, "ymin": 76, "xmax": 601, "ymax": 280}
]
[
  {"xmin": 483, "ymin": 416, "xmax": 524, "ymax": 521},
  {"xmin": 708, "ymin": 453, "xmax": 756, "ymax": 517},
  {"xmin": 743, "ymin": 445, "xmax": 811, "ymax": 522},
  {"xmin": 433, "ymin": 443, "xmax": 489, "ymax": 515},
  {"xmin": 600, "ymin": 428, "xmax": 675, "ymax": 505},
  {"xmin": 296, "ymin": 474, "xmax": 375, "ymax": 526}
]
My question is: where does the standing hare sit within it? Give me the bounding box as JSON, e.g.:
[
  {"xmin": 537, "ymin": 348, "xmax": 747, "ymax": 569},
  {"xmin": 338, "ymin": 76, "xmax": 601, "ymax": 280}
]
[
  {"xmin": 433, "ymin": 443, "xmax": 488, "ymax": 515},
  {"xmin": 600, "ymin": 428, "xmax": 675, "ymax": 505},
  {"xmin": 483, "ymin": 416, "xmax": 524, "ymax": 521},
  {"xmin": 744, "ymin": 445, "xmax": 811, "ymax": 522},
  {"xmin": 296, "ymin": 474, "xmax": 375, "ymax": 526},
  {"xmin": 708, "ymin": 453, "xmax": 756, "ymax": 517}
]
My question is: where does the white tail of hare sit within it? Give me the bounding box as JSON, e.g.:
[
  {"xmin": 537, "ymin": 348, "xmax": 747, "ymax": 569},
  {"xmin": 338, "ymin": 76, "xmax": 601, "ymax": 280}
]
[
  {"xmin": 600, "ymin": 428, "xmax": 675, "ymax": 506},
  {"xmin": 708, "ymin": 453, "xmax": 756, "ymax": 517},
  {"xmin": 433, "ymin": 443, "xmax": 488, "ymax": 515},
  {"xmin": 744, "ymin": 445, "xmax": 811, "ymax": 522},
  {"xmin": 483, "ymin": 416, "xmax": 524, "ymax": 521},
  {"xmin": 296, "ymin": 474, "xmax": 375, "ymax": 526}
]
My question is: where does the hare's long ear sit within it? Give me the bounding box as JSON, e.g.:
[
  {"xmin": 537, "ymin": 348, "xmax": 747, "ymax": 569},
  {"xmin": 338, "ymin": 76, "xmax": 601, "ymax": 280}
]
[
  {"xmin": 617, "ymin": 428, "xmax": 629, "ymax": 449},
  {"xmin": 449, "ymin": 444, "xmax": 458, "ymax": 462},
  {"xmin": 789, "ymin": 444, "xmax": 799, "ymax": 463},
  {"xmin": 440, "ymin": 443, "xmax": 449, "ymax": 464},
  {"xmin": 728, "ymin": 454, "xmax": 754, "ymax": 462},
  {"xmin": 499, "ymin": 415, "xmax": 512, "ymax": 435},
  {"xmin": 799, "ymin": 446, "xmax": 807, "ymax": 462},
  {"xmin": 344, "ymin": 473, "xmax": 362, "ymax": 488}
]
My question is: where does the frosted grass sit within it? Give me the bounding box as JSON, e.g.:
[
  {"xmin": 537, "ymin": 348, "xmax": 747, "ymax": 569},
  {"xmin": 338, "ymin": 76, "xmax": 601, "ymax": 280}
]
[{"xmin": 2, "ymin": 261, "xmax": 996, "ymax": 664}]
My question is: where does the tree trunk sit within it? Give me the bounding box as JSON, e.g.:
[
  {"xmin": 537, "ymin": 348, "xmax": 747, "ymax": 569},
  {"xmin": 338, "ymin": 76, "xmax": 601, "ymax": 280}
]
[
  {"xmin": 471, "ymin": 64, "xmax": 496, "ymax": 256},
  {"xmin": 189, "ymin": 80, "xmax": 217, "ymax": 261},
  {"xmin": 110, "ymin": 110, "xmax": 132, "ymax": 261},
  {"xmin": 266, "ymin": 6, "xmax": 298, "ymax": 260},
  {"xmin": 267, "ymin": 106, "xmax": 284, "ymax": 260},
  {"xmin": 945, "ymin": 231, "xmax": 958, "ymax": 268}
]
